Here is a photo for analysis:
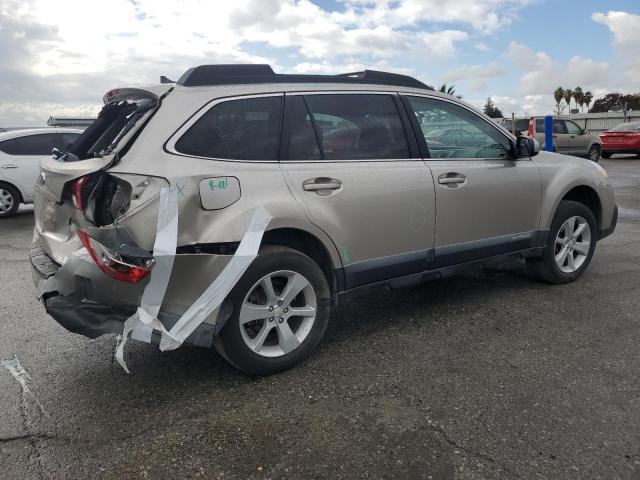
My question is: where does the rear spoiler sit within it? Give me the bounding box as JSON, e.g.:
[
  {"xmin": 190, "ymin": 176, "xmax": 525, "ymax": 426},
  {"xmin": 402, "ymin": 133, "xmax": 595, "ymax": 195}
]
[{"xmin": 102, "ymin": 85, "xmax": 173, "ymax": 105}]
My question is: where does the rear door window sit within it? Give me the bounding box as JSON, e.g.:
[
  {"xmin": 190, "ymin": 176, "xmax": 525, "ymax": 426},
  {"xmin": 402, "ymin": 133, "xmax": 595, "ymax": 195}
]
[
  {"xmin": 301, "ymin": 94, "xmax": 410, "ymax": 160},
  {"xmin": 553, "ymin": 119, "xmax": 567, "ymax": 134},
  {"xmin": 535, "ymin": 119, "xmax": 545, "ymax": 133},
  {"xmin": 0, "ymin": 133, "xmax": 57, "ymax": 155},
  {"xmin": 175, "ymin": 96, "xmax": 283, "ymax": 161},
  {"xmin": 281, "ymin": 96, "xmax": 321, "ymax": 161}
]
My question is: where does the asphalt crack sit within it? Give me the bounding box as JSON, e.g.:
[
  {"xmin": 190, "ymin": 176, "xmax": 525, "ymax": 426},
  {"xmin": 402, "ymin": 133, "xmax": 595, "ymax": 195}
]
[
  {"xmin": 426, "ymin": 420, "xmax": 518, "ymax": 476},
  {"xmin": 0, "ymin": 434, "xmax": 59, "ymax": 444}
]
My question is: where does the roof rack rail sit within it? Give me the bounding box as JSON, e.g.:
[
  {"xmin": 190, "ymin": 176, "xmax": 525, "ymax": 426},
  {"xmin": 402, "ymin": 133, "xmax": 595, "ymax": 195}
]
[{"xmin": 176, "ymin": 64, "xmax": 432, "ymax": 90}]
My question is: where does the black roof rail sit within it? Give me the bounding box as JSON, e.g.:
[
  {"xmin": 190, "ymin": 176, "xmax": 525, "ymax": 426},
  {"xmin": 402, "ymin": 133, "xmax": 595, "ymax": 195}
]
[{"xmin": 176, "ymin": 64, "xmax": 433, "ymax": 90}]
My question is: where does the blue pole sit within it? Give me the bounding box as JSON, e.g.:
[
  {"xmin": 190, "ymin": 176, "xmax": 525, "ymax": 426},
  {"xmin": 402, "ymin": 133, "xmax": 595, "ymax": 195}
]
[{"xmin": 544, "ymin": 115, "xmax": 554, "ymax": 152}]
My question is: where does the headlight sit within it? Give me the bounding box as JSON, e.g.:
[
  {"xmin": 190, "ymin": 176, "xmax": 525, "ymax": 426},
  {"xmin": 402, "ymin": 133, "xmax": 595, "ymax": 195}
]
[{"xmin": 590, "ymin": 161, "xmax": 608, "ymax": 178}]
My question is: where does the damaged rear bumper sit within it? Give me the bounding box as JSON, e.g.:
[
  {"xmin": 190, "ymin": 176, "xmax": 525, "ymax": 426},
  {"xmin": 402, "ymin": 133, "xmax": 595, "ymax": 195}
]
[{"xmin": 30, "ymin": 239, "xmax": 229, "ymax": 348}]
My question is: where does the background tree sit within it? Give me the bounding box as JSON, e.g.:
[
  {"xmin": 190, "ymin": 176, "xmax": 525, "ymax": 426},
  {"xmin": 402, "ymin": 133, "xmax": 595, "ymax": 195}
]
[
  {"xmin": 483, "ymin": 97, "xmax": 504, "ymax": 118},
  {"xmin": 583, "ymin": 91, "xmax": 593, "ymax": 112},
  {"xmin": 553, "ymin": 87, "xmax": 565, "ymax": 115},
  {"xmin": 590, "ymin": 93, "xmax": 640, "ymax": 113},
  {"xmin": 573, "ymin": 86, "xmax": 584, "ymax": 112},
  {"xmin": 563, "ymin": 88, "xmax": 574, "ymax": 114},
  {"xmin": 439, "ymin": 83, "xmax": 462, "ymax": 99}
]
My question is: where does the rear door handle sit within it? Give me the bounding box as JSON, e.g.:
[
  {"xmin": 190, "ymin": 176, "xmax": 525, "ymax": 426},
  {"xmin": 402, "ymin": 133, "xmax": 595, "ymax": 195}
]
[
  {"xmin": 1, "ymin": 164, "xmax": 18, "ymax": 169},
  {"xmin": 438, "ymin": 174, "xmax": 466, "ymax": 185},
  {"xmin": 303, "ymin": 178, "xmax": 342, "ymax": 191}
]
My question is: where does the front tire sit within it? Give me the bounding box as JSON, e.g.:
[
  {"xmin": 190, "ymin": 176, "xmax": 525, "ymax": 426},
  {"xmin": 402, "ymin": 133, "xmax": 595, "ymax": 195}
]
[
  {"xmin": 0, "ymin": 184, "xmax": 20, "ymax": 218},
  {"xmin": 587, "ymin": 145, "xmax": 601, "ymax": 162},
  {"xmin": 215, "ymin": 245, "xmax": 331, "ymax": 375},
  {"xmin": 528, "ymin": 201, "xmax": 597, "ymax": 284}
]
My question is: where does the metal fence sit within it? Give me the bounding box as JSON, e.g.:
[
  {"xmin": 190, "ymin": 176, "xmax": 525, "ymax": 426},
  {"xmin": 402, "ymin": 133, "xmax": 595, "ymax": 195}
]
[{"xmin": 558, "ymin": 112, "xmax": 639, "ymax": 136}]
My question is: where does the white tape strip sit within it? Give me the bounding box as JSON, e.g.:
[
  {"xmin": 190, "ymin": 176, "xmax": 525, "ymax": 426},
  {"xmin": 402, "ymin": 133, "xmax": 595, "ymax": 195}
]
[{"xmin": 115, "ymin": 187, "xmax": 272, "ymax": 373}]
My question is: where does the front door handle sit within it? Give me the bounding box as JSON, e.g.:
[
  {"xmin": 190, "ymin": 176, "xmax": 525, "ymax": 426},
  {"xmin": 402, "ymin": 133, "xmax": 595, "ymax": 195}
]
[
  {"xmin": 438, "ymin": 173, "xmax": 466, "ymax": 186},
  {"xmin": 303, "ymin": 178, "xmax": 342, "ymax": 192},
  {"xmin": 1, "ymin": 164, "xmax": 18, "ymax": 169}
]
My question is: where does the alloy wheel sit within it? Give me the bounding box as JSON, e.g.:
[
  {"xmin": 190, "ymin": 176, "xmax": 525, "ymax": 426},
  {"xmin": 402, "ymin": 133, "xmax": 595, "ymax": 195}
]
[
  {"xmin": 0, "ymin": 188, "xmax": 15, "ymax": 214},
  {"xmin": 239, "ymin": 270, "xmax": 317, "ymax": 358},
  {"xmin": 554, "ymin": 216, "xmax": 591, "ymax": 274}
]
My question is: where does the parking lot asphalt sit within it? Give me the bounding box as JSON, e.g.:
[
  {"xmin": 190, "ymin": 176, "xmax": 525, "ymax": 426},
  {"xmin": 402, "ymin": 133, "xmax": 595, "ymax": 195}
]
[{"xmin": 1, "ymin": 157, "xmax": 639, "ymax": 479}]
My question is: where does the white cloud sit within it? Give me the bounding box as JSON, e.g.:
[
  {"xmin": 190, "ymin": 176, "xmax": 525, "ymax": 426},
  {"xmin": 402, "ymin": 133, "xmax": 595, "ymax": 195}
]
[
  {"xmin": 592, "ymin": 11, "xmax": 640, "ymax": 92},
  {"xmin": 0, "ymin": 0, "xmax": 535, "ymax": 125},
  {"xmin": 444, "ymin": 62, "xmax": 506, "ymax": 92},
  {"xmin": 336, "ymin": 0, "xmax": 536, "ymax": 33},
  {"xmin": 505, "ymin": 42, "xmax": 609, "ymax": 114},
  {"xmin": 0, "ymin": 103, "xmax": 100, "ymax": 127}
]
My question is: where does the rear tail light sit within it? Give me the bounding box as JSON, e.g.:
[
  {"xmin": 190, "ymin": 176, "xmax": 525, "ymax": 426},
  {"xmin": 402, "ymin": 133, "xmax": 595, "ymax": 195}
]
[
  {"xmin": 71, "ymin": 175, "xmax": 89, "ymax": 210},
  {"xmin": 527, "ymin": 119, "xmax": 534, "ymax": 136},
  {"xmin": 78, "ymin": 230, "xmax": 153, "ymax": 283}
]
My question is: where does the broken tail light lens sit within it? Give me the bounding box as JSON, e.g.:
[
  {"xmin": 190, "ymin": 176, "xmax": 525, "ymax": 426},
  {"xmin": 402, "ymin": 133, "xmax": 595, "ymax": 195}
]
[
  {"xmin": 78, "ymin": 230, "xmax": 153, "ymax": 283},
  {"xmin": 71, "ymin": 175, "xmax": 89, "ymax": 210}
]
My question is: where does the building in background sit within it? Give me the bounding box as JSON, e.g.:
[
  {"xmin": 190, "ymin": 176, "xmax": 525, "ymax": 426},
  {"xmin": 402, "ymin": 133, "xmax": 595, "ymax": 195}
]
[{"xmin": 47, "ymin": 116, "xmax": 95, "ymax": 129}]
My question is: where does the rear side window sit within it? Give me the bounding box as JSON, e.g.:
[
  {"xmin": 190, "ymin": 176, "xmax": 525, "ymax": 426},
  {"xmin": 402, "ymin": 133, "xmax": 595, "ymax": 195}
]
[
  {"xmin": 58, "ymin": 133, "xmax": 80, "ymax": 149},
  {"xmin": 536, "ymin": 119, "xmax": 545, "ymax": 133},
  {"xmin": 300, "ymin": 94, "xmax": 409, "ymax": 160},
  {"xmin": 176, "ymin": 96, "xmax": 283, "ymax": 160},
  {"xmin": 0, "ymin": 133, "xmax": 57, "ymax": 155}
]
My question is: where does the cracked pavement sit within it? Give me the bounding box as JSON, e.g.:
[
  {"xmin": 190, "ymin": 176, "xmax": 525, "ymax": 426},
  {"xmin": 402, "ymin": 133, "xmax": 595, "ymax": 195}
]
[{"xmin": 1, "ymin": 157, "xmax": 639, "ymax": 479}]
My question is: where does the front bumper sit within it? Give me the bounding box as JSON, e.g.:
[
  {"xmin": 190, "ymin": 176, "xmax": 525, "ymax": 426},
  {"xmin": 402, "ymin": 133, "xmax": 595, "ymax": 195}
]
[{"xmin": 30, "ymin": 240, "xmax": 232, "ymax": 347}]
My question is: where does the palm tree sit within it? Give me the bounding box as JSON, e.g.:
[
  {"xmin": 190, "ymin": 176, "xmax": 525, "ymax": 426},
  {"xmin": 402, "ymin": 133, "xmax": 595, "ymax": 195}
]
[
  {"xmin": 439, "ymin": 83, "xmax": 457, "ymax": 96},
  {"xmin": 553, "ymin": 87, "xmax": 565, "ymax": 115},
  {"xmin": 563, "ymin": 88, "xmax": 574, "ymax": 114},
  {"xmin": 583, "ymin": 91, "xmax": 593, "ymax": 112},
  {"xmin": 574, "ymin": 87, "xmax": 584, "ymax": 113}
]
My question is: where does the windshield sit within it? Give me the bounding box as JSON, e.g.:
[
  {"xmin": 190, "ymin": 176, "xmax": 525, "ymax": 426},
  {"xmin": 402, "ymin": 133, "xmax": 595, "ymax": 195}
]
[
  {"xmin": 610, "ymin": 122, "xmax": 640, "ymax": 132},
  {"xmin": 65, "ymin": 97, "xmax": 157, "ymax": 161}
]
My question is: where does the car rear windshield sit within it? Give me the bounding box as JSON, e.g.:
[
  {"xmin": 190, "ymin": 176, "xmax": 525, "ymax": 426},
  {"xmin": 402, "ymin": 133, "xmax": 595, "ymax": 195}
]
[
  {"xmin": 67, "ymin": 98, "xmax": 157, "ymax": 160},
  {"xmin": 610, "ymin": 122, "xmax": 640, "ymax": 132}
]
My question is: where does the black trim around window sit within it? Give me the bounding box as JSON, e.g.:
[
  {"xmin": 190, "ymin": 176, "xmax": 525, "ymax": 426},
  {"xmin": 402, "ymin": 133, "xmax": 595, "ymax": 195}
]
[{"xmin": 400, "ymin": 95, "xmax": 431, "ymax": 158}]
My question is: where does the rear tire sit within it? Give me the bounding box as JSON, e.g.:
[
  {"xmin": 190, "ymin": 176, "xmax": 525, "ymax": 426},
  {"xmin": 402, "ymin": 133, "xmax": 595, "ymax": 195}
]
[
  {"xmin": 527, "ymin": 201, "xmax": 597, "ymax": 284},
  {"xmin": 214, "ymin": 245, "xmax": 331, "ymax": 375},
  {"xmin": 587, "ymin": 145, "xmax": 601, "ymax": 162},
  {"xmin": 0, "ymin": 184, "xmax": 20, "ymax": 218}
]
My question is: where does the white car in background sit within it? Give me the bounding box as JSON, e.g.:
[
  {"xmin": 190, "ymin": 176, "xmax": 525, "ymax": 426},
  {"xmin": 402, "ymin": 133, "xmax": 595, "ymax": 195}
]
[{"xmin": 0, "ymin": 128, "xmax": 82, "ymax": 217}]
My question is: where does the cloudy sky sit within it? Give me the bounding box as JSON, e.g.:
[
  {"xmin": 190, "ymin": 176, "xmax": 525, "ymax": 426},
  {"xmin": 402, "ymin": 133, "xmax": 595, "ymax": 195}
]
[{"xmin": 0, "ymin": 0, "xmax": 638, "ymax": 126}]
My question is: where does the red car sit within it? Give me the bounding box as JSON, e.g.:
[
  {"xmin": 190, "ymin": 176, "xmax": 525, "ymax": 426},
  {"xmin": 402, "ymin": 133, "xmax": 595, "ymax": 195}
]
[{"xmin": 600, "ymin": 121, "xmax": 640, "ymax": 158}]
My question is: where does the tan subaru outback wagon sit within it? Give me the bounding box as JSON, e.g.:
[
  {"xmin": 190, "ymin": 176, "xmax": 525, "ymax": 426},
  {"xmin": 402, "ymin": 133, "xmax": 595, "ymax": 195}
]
[{"xmin": 31, "ymin": 65, "xmax": 617, "ymax": 374}]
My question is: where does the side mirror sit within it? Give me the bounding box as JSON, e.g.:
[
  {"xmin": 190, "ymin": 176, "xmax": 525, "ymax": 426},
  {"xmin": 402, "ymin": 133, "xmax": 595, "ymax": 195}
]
[
  {"xmin": 582, "ymin": 128, "xmax": 589, "ymax": 135},
  {"xmin": 515, "ymin": 136, "xmax": 539, "ymax": 157},
  {"xmin": 516, "ymin": 137, "xmax": 540, "ymax": 158}
]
